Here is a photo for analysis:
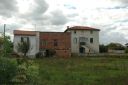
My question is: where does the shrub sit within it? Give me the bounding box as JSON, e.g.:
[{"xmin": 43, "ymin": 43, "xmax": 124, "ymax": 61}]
[
  {"xmin": 99, "ymin": 45, "xmax": 108, "ymax": 53},
  {"xmin": 46, "ymin": 49, "xmax": 56, "ymax": 57},
  {"xmin": 0, "ymin": 57, "xmax": 17, "ymax": 84},
  {"xmin": 27, "ymin": 64, "xmax": 40, "ymax": 85},
  {"xmin": 17, "ymin": 39, "xmax": 30, "ymax": 57},
  {"xmin": 36, "ymin": 51, "xmax": 44, "ymax": 58}
]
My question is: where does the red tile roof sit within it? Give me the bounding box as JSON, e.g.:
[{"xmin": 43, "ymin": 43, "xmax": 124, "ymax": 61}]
[
  {"xmin": 65, "ymin": 26, "xmax": 100, "ymax": 32},
  {"xmin": 14, "ymin": 30, "xmax": 36, "ymax": 36}
]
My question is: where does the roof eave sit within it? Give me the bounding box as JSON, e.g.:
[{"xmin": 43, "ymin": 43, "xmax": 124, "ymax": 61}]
[{"xmin": 65, "ymin": 28, "xmax": 100, "ymax": 32}]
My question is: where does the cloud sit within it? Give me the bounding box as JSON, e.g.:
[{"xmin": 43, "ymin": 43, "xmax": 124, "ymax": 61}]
[
  {"xmin": 64, "ymin": 4, "xmax": 76, "ymax": 9},
  {"xmin": 28, "ymin": 0, "xmax": 49, "ymax": 20},
  {"xmin": 19, "ymin": 0, "xmax": 49, "ymax": 24},
  {"xmin": 112, "ymin": 0, "xmax": 128, "ymax": 4},
  {"xmin": 50, "ymin": 10, "xmax": 68, "ymax": 25},
  {"xmin": 0, "ymin": 0, "xmax": 128, "ymax": 44},
  {"xmin": 100, "ymin": 31, "xmax": 127, "ymax": 45},
  {"xmin": 0, "ymin": 0, "xmax": 18, "ymax": 17}
]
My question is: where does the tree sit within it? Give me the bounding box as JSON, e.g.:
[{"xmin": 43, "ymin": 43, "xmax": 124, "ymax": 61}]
[
  {"xmin": 107, "ymin": 43, "xmax": 125, "ymax": 50},
  {"xmin": 16, "ymin": 38, "xmax": 40, "ymax": 84},
  {"xmin": 0, "ymin": 37, "xmax": 3, "ymax": 46},
  {"xmin": 99, "ymin": 44, "xmax": 108, "ymax": 53},
  {"xmin": 0, "ymin": 57, "xmax": 17, "ymax": 84},
  {"xmin": 0, "ymin": 35, "xmax": 13, "ymax": 56},
  {"xmin": 17, "ymin": 38, "xmax": 30, "ymax": 57}
]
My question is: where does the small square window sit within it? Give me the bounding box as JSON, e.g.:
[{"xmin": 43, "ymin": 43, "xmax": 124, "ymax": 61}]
[
  {"xmin": 90, "ymin": 38, "xmax": 93, "ymax": 43},
  {"xmin": 42, "ymin": 40, "xmax": 47, "ymax": 46},
  {"xmin": 54, "ymin": 39, "xmax": 58, "ymax": 46},
  {"xmin": 90, "ymin": 31, "xmax": 93, "ymax": 34},
  {"xmin": 74, "ymin": 30, "xmax": 76, "ymax": 34},
  {"xmin": 21, "ymin": 37, "xmax": 29, "ymax": 43},
  {"xmin": 73, "ymin": 38, "xmax": 77, "ymax": 44}
]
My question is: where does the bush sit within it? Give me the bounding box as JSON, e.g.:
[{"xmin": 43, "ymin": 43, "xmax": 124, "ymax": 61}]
[
  {"xmin": 36, "ymin": 49, "xmax": 56, "ymax": 58},
  {"xmin": 12, "ymin": 59, "xmax": 40, "ymax": 84},
  {"xmin": 99, "ymin": 45, "xmax": 108, "ymax": 53},
  {"xmin": 27, "ymin": 64, "xmax": 40, "ymax": 85},
  {"xmin": 46, "ymin": 49, "xmax": 56, "ymax": 57},
  {"xmin": 0, "ymin": 57, "xmax": 17, "ymax": 84},
  {"xmin": 36, "ymin": 51, "xmax": 44, "ymax": 58}
]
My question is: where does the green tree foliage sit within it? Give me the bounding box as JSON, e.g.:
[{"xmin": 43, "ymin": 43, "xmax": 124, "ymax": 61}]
[
  {"xmin": 17, "ymin": 38, "xmax": 30, "ymax": 57},
  {"xmin": 0, "ymin": 37, "xmax": 3, "ymax": 45},
  {"xmin": 107, "ymin": 43, "xmax": 125, "ymax": 50},
  {"xmin": 5, "ymin": 36, "xmax": 13, "ymax": 54},
  {"xmin": 99, "ymin": 44, "xmax": 108, "ymax": 53},
  {"xmin": 0, "ymin": 57, "xmax": 17, "ymax": 84},
  {"xmin": 0, "ymin": 35, "xmax": 13, "ymax": 56},
  {"xmin": 16, "ymin": 38, "xmax": 40, "ymax": 84}
]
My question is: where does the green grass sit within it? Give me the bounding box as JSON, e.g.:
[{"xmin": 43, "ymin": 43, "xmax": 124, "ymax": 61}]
[{"xmin": 34, "ymin": 57, "xmax": 128, "ymax": 85}]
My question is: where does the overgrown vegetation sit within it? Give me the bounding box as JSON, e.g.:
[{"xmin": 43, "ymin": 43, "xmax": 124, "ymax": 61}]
[
  {"xmin": 0, "ymin": 35, "xmax": 13, "ymax": 56},
  {"xmin": 100, "ymin": 42, "xmax": 128, "ymax": 53},
  {"xmin": 99, "ymin": 44, "xmax": 108, "ymax": 53},
  {"xmin": 0, "ymin": 35, "xmax": 40, "ymax": 85},
  {"xmin": 17, "ymin": 38, "xmax": 30, "ymax": 57},
  {"xmin": 0, "ymin": 57, "xmax": 17, "ymax": 84},
  {"xmin": 107, "ymin": 43, "xmax": 125, "ymax": 50},
  {"xmin": 0, "ymin": 55, "xmax": 40, "ymax": 85},
  {"xmin": 36, "ymin": 56, "xmax": 128, "ymax": 85}
]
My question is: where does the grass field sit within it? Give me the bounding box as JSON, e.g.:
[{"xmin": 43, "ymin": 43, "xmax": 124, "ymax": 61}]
[{"xmin": 35, "ymin": 56, "xmax": 128, "ymax": 85}]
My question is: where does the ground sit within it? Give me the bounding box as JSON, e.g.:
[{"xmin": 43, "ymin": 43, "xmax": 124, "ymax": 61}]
[{"xmin": 34, "ymin": 56, "xmax": 128, "ymax": 85}]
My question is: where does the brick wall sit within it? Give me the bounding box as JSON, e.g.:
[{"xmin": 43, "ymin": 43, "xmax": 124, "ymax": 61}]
[{"xmin": 40, "ymin": 32, "xmax": 71, "ymax": 57}]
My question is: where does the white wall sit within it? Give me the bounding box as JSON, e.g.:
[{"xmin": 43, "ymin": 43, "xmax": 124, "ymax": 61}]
[
  {"xmin": 13, "ymin": 34, "xmax": 39, "ymax": 58},
  {"xmin": 70, "ymin": 30, "xmax": 99, "ymax": 54}
]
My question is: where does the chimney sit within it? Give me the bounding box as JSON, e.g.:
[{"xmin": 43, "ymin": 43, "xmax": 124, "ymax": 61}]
[{"xmin": 67, "ymin": 26, "xmax": 69, "ymax": 29}]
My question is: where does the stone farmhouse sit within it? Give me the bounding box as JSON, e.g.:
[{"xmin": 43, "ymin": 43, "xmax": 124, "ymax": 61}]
[{"xmin": 13, "ymin": 26, "xmax": 100, "ymax": 58}]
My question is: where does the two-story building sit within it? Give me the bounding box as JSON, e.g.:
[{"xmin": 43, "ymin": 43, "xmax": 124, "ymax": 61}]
[
  {"xmin": 13, "ymin": 26, "xmax": 100, "ymax": 58},
  {"xmin": 65, "ymin": 26, "xmax": 100, "ymax": 54}
]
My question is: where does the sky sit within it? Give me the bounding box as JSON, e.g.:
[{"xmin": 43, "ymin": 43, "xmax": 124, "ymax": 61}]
[{"xmin": 0, "ymin": 0, "xmax": 128, "ymax": 44}]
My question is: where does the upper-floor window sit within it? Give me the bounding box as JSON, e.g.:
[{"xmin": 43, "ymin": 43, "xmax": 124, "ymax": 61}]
[
  {"xmin": 90, "ymin": 30, "xmax": 93, "ymax": 34},
  {"xmin": 79, "ymin": 37, "xmax": 88, "ymax": 42},
  {"xmin": 54, "ymin": 39, "xmax": 58, "ymax": 46},
  {"xmin": 80, "ymin": 42, "xmax": 86, "ymax": 45},
  {"xmin": 73, "ymin": 38, "xmax": 77, "ymax": 44},
  {"xmin": 21, "ymin": 37, "xmax": 29, "ymax": 43},
  {"xmin": 90, "ymin": 38, "xmax": 93, "ymax": 43},
  {"xmin": 42, "ymin": 40, "xmax": 47, "ymax": 46},
  {"xmin": 74, "ymin": 30, "xmax": 76, "ymax": 34}
]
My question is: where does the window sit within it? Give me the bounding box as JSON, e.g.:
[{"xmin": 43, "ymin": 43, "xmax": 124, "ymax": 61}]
[
  {"xmin": 21, "ymin": 37, "xmax": 29, "ymax": 43},
  {"xmin": 21, "ymin": 37, "xmax": 24, "ymax": 42},
  {"xmin": 90, "ymin": 38, "xmax": 93, "ymax": 43},
  {"xmin": 74, "ymin": 30, "xmax": 76, "ymax": 34},
  {"xmin": 90, "ymin": 30, "xmax": 93, "ymax": 34},
  {"xmin": 79, "ymin": 37, "xmax": 88, "ymax": 42},
  {"xmin": 42, "ymin": 40, "xmax": 47, "ymax": 46},
  {"xmin": 80, "ymin": 42, "xmax": 86, "ymax": 45},
  {"xmin": 54, "ymin": 39, "xmax": 58, "ymax": 46},
  {"xmin": 73, "ymin": 38, "xmax": 77, "ymax": 44}
]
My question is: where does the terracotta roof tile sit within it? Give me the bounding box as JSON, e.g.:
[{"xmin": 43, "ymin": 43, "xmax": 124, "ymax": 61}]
[
  {"xmin": 14, "ymin": 30, "xmax": 36, "ymax": 36},
  {"xmin": 65, "ymin": 26, "xmax": 100, "ymax": 32}
]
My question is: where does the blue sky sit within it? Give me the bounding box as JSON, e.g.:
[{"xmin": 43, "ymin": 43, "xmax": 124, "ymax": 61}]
[{"xmin": 0, "ymin": 0, "xmax": 128, "ymax": 44}]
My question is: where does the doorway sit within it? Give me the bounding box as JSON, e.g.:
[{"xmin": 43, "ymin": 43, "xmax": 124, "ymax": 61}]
[{"xmin": 79, "ymin": 47, "xmax": 85, "ymax": 54}]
